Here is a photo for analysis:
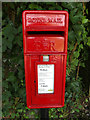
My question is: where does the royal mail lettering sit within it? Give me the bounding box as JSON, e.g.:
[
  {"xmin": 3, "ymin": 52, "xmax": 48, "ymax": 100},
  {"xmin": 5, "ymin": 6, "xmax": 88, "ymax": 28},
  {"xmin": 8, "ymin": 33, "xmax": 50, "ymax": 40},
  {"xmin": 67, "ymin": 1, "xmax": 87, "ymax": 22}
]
[
  {"xmin": 26, "ymin": 14, "xmax": 65, "ymax": 26},
  {"xmin": 27, "ymin": 17, "xmax": 63, "ymax": 23}
]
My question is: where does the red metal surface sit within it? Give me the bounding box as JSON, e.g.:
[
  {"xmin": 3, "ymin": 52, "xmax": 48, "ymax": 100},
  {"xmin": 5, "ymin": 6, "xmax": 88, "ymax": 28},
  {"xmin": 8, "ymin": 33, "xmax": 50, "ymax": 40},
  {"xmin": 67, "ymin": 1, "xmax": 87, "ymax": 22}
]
[{"xmin": 22, "ymin": 10, "xmax": 69, "ymax": 109}]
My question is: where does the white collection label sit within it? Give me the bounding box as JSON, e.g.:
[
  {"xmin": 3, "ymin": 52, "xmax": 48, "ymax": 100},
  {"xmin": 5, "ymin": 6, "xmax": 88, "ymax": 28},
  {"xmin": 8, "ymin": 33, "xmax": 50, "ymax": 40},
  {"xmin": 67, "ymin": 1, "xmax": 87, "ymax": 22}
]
[{"xmin": 38, "ymin": 64, "xmax": 54, "ymax": 94}]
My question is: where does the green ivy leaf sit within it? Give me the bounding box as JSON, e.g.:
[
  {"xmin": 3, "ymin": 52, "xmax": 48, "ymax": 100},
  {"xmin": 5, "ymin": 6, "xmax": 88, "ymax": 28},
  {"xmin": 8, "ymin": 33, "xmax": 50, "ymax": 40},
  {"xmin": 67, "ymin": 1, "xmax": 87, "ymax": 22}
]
[
  {"xmin": 68, "ymin": 31, "xmax": 75, "ymax": 41},
  {"xmin": 75, "ymin": 109, "xmax": 80, "ymax": 113},
  {"xmin": 18, "ymin": 25, "xmax": 22, "ymax": 33},
  {"xmin": 59, "ymin": 115, "xmax": 63, "ymax": 118},
  {"xmin": 82, "ymin": 18, "xmax": 88, "ymax": 24},
  {"xmin": 71, "ymin": 59, "xmax": 79, "ymax": 66},
  {"xmin": 79, "ymin": 44, "xmax": 83, "ymax": 49},
  {"xmin": 70, "ymin": 8, "xmax": 78, "ymax": 16},
  {"xmin": 11, "ymin": 113, "xmax": 16, "ymax": 118},
  {"xmin": 87, "ymin": 37, "xmax": 90, "ymax": 46},
  {"xmin": 73, "ymin": 51, "xmax": 80, "ymax": 58},
  {"xmin": 78, "ymin": 105, "xmax": 83, "ymax": 109}
]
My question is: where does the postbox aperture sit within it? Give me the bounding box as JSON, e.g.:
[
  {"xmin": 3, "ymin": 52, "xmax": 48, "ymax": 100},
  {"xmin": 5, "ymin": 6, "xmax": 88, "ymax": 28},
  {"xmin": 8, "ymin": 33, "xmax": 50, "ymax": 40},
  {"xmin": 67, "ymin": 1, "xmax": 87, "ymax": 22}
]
[{"xmin": 22, "ymin": 10, "xmax": 69, "ymax": 109}]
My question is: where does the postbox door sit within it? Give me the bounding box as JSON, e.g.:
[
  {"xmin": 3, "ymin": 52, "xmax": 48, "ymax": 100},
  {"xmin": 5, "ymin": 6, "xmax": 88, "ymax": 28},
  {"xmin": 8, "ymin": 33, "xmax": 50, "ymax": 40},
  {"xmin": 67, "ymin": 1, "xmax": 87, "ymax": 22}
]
[{"xmin": 30, "ymin": 55, "xmax": 66, "ymax": 106}]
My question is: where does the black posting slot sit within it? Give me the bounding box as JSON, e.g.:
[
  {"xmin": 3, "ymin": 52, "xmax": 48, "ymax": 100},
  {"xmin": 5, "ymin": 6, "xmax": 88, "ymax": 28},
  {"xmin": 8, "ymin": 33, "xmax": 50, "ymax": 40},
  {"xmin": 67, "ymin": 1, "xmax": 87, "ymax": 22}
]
[{"xmin": 26, "ymin": 31, "xmax": 64, "ymax": 36}]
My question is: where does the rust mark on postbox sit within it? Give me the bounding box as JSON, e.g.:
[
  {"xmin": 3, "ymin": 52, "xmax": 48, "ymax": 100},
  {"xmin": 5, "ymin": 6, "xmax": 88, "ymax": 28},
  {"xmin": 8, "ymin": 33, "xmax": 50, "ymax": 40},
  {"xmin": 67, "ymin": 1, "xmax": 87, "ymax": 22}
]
[{"xmin": 22, "ymin": 10, "xmax": 69, "ymax": 109}]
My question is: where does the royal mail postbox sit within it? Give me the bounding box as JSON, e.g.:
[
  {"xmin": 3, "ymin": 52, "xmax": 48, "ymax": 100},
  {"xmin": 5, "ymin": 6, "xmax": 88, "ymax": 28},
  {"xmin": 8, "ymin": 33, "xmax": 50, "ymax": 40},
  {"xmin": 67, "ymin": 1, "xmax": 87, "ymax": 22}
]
[{"xmin": 22, "ymin": 10, "xmax": 69, "ymax": 109}]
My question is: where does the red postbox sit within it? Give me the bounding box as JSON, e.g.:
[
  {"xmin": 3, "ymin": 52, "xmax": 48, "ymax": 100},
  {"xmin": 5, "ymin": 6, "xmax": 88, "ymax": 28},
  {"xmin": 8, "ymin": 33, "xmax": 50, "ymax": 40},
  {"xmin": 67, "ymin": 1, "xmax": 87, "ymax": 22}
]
[{"xmin": 22, "ymin": 10, "xmax": 69, "ymax": 109}]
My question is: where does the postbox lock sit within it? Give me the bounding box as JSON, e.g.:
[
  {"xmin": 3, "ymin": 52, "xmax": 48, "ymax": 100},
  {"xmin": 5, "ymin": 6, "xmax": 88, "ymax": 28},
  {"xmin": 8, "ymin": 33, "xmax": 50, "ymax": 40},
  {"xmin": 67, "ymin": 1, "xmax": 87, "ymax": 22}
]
[{"xmin": 43, "ymin": 55, "xmax": 49, "ymax": 62}]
